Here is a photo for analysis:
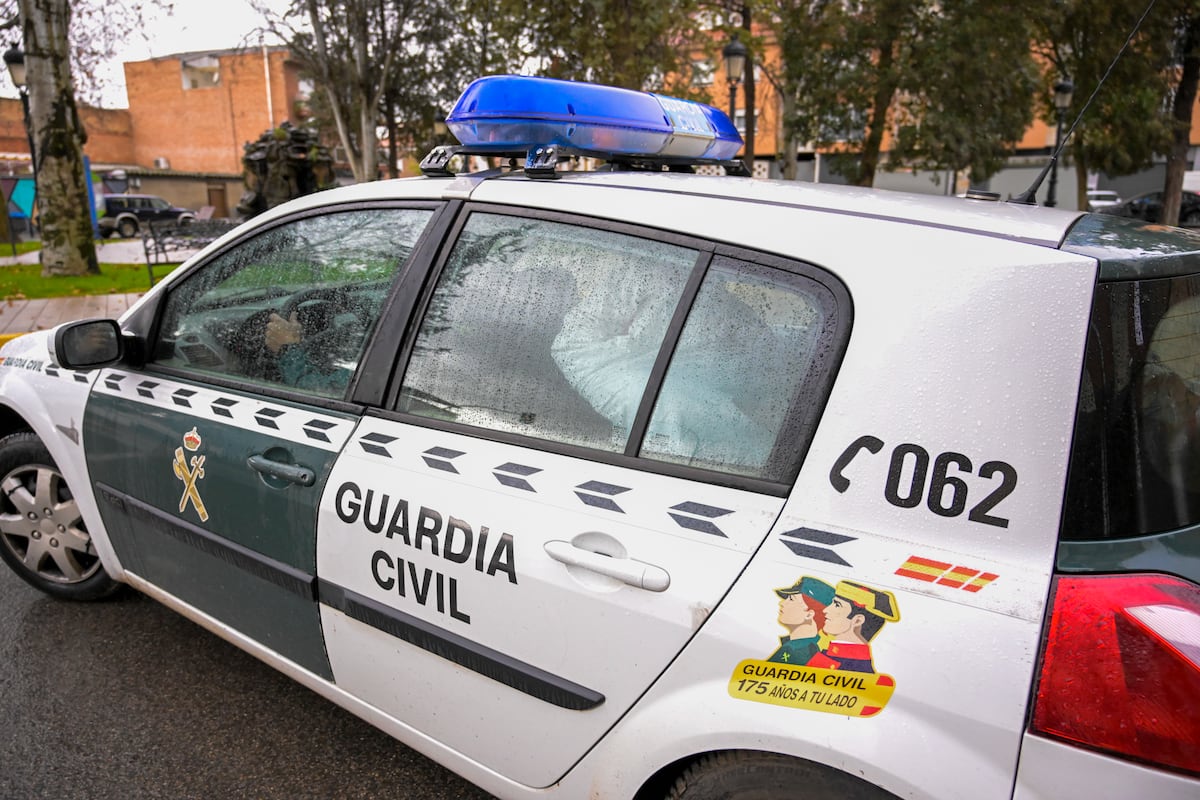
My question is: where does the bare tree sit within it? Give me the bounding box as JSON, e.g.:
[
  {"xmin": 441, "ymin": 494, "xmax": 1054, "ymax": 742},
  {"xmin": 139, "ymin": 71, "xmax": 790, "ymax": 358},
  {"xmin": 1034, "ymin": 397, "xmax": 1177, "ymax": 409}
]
[
  {"xmin": 1, "ymin": 0, "xmax": 167, "ymax": 107},
  {"xmin": 13, "ymin": 0, "xmax": 97, "ymax": 276},
  {"xmin": 260, "ymin": 0, "xmax": 453, "ymax": 183},
  {"xmin": 0, "ymin": 0, "xmax": 168, "ymax": 276}
]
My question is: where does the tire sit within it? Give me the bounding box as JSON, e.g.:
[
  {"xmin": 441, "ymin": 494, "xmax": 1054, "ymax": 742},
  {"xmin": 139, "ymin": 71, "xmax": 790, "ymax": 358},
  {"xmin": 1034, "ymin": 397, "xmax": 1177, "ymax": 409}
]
[
  {"xmin": 1183, "ymin": 211, "xmax": 1200, "ymax": 227},
  {"xmin": 666, "ymin": 751, "xmax": 898, "ymax": 800},
  {"xmin": 117, "ymin": 217, "xmax": 138, "ymax": 238},
  {"xmin": 0, "ymin": 432, "xmax": 120, "ymax": 601}
]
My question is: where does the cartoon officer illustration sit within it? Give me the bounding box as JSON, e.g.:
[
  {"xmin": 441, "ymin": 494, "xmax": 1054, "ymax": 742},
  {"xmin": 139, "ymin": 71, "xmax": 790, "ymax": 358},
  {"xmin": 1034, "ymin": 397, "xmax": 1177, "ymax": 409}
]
[
  {"xmin": 767, "ymin": 576, "xmax": 835, "ymax": 664},
  {"xmin": 806, "ymin": 580, "xmax": 900, "ymax": 674}
]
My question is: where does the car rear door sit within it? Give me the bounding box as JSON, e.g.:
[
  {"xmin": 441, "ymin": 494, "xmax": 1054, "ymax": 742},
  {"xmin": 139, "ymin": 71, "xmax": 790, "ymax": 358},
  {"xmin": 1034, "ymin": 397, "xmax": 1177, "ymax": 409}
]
[
  {"xmin": 83, "ymin": 204, "xmax": 440, "ymax": 680},
  {"xmin": 316, "ymin": 205, "xmax": 850, "ymax": 786}
]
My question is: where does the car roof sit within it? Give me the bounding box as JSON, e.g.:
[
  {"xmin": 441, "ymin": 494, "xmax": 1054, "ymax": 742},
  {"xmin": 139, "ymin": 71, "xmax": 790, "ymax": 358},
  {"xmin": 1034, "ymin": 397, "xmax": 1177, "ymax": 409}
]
[{"xmin": 267, "ymin": 170, "xmax": 1086, "ymax": 250}]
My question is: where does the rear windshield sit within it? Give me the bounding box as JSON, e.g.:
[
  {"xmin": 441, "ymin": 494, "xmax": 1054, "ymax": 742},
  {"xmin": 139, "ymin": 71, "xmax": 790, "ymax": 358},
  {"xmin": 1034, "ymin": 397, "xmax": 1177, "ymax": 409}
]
[{"xmin": 1062, "ymin": 272, "xmax": 1200, "ymax": 540}]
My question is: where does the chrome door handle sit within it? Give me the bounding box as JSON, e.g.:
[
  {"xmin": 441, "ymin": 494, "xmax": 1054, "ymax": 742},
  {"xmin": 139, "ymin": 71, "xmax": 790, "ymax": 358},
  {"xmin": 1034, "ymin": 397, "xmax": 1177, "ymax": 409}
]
[
  {"xmin": 247, "ymin": 454, "xmax": 315, "ymax": 486},
  {"xmin": 543, "ymin": 540, "xmax": 670, "ymax": 592}
]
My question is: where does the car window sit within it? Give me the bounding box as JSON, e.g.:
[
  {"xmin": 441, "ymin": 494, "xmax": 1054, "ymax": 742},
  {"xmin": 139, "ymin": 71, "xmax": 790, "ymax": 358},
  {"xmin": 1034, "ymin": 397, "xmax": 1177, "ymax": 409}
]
[
  {"xmin": 1063, "ymin": 273, "xmax": 1200, "ymax": 538},
  {"xmin": 397, "ymin": 212, "xmax": 844, "ymax": 483},
  {"xmin": 397, "ymin": 213, "xmax": 698, "ymax": 451},
  {"xmin": 150, "ymin": 197, "xmax": 170, "ymax": 210},
  {"xmin": 640, "ymin": 256, "xmax": 834, "ymax": 481},
  {"xmin": 152, "ymin": 208, "xmax": 433, "ymax": 398}
]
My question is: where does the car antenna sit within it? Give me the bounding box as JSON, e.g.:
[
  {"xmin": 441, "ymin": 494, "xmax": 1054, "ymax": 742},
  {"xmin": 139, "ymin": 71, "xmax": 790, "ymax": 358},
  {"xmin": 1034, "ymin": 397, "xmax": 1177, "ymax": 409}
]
[{"xmin": 1009, "ymin": 0, "xmax": 1158, "ymax": 206}]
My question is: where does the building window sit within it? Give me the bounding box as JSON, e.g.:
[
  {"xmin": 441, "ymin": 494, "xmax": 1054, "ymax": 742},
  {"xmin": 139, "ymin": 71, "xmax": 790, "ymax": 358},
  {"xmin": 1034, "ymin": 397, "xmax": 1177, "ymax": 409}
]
[
  {"xmin": 734, "ymin": 111, "xmax": 759, "ymax": 137},
  {"xmin": 181, "ymin": 55, "xmax": 220, "ymax": 90}
]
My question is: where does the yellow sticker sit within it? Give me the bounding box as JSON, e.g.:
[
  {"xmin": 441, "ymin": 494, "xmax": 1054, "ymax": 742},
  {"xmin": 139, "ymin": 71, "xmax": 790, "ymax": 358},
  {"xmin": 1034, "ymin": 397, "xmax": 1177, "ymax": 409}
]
[
  {"xmin": 728, "ymin": 659, "xmax": 895, "ymax": 717},
  {"xmin": 172, "ymin": 427, "xmax": 208, "ymax": 522}
]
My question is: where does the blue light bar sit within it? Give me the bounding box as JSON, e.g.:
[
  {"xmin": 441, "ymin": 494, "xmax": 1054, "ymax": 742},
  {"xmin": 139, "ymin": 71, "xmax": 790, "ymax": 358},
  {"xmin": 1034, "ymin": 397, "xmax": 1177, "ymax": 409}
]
[{"xmin": 445, "ymin": 75, "xmax": 743, "ymax": 162}]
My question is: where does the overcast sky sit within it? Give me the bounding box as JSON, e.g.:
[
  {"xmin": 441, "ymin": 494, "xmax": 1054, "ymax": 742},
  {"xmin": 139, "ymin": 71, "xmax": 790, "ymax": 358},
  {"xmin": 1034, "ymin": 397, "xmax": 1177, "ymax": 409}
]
[
  {"xmin": 0, "ymin": 0, "xmax": 292, "ymax": 107},
  {"xmin": 94, "ymin": 0, "xmax": 290, "ymax": 107}
]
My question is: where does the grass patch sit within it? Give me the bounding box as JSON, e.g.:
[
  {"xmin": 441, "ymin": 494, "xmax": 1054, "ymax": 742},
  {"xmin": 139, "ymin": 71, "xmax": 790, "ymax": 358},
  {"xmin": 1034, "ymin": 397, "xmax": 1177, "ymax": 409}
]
[
  {"xmin": 0, "ymin": 240, "xmax": 43, "ymax": 257},
  {"xmin": 0, "ymin": 261, "xmax": 181, "ymax": 300}
]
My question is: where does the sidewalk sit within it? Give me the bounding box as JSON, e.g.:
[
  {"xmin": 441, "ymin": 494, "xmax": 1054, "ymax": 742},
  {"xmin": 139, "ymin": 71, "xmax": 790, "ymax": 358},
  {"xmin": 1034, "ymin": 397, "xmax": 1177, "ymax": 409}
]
[
  {"xmin": 0, "ymin": 292, "xmax": 144, "ymax": 344},
  {"xmin": 0, "ymin": 240, "xmax": 192, "ymax": 345}
]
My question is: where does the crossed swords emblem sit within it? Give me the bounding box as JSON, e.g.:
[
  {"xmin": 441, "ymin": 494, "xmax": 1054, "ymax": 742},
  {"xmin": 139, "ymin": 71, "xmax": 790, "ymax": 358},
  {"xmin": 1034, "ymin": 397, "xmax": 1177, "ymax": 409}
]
[{"xmin": 173, "ymin": 446, "xmax": 209, "ymax": 522}]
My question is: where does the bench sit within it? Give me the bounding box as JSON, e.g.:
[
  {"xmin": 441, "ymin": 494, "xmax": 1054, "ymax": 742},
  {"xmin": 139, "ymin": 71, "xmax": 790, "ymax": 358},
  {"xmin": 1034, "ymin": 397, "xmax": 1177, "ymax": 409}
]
[{"xmin": 142, "ymin": 217, "xmax": 237, "ymax": 286}]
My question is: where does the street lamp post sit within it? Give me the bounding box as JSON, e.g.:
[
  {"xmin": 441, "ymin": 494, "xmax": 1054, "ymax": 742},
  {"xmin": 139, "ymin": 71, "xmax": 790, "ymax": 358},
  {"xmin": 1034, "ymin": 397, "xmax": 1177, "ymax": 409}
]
[
  {"xmin": 3, "ymin": 45, "xmax": 36, "ymax": 180},
  {"xmin": 722, "ymin": 35, "xmax": 747, "ymax": 130},
  {"xmin": 1045, "ymin": 79, "xmax": 1074, "ymax": 208}
]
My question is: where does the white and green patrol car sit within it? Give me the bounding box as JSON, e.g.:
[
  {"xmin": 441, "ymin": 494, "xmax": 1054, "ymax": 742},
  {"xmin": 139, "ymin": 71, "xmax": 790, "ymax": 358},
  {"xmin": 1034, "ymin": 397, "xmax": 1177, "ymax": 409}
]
[{"xmin": 0, "ymin": 77, "xmax": 1197, "ymax": 799}]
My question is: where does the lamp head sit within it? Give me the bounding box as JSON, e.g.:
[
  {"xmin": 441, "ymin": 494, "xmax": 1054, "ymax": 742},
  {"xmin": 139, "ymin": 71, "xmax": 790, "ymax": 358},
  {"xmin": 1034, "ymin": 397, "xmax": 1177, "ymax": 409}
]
[
  {"xmin": 722, "ymin": 36, "xmax": 748, "ymax": 86},
  {"xmin": 3, "ymin": 44, "xmax": 25, "ymax": 89},
  {"xmin": 1053, "ymin": 79, "xmax": 1074, "ymax": 112}
]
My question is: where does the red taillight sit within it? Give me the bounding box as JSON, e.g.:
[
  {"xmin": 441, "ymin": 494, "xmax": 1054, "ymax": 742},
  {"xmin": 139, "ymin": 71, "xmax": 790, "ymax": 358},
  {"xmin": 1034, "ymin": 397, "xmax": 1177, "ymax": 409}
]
[{"xmin": 1032, "ymin": 573, "xmax": 1200, "ymax": 776}]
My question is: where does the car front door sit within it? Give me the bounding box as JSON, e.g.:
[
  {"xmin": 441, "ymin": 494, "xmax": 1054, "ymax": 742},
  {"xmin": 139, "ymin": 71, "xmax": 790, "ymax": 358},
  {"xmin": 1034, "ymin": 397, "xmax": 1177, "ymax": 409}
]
[
  {"xmin": 316, "ymin": 208, "xmax": 849, "ymax": 786},
  {"xmin": 83, "ymin": 205, "xmax": 438, "ymax": 679}
]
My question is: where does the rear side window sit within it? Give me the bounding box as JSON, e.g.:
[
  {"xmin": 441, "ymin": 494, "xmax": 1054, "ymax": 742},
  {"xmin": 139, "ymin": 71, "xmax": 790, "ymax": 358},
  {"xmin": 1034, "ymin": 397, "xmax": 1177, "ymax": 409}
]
[
  {"xmin": 640, "ymin": 256, "xmax": 832, "ymax": 479},
  {"xmin": 398, "ymin": 213, "xmax": 698, "ymax": 452},
  {"xmin": 1063, "ymin": 274, "xmax": 1200, "ymax": 539},
  {"xmin": 397, "ymin": 211, "xmax": 846, "ymax": 485}
]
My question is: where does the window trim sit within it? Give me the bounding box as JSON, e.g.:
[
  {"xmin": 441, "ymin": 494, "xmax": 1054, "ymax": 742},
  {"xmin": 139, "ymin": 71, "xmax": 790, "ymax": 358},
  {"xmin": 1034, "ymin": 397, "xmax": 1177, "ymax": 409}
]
[
  {"xmin": 380, "ymin": 202, "xmax": 852, "ymax": 495},
  {"xmin": 135, "ymin": 200, "xmax": 448, "ymax": 412}
]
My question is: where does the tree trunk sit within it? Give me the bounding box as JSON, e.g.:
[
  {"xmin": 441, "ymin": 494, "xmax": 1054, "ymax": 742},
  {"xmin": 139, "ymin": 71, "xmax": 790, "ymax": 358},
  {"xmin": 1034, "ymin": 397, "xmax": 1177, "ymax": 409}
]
[
  {"xmin": 857, "ymin": 37, "xmax": 898, "ymax": 187},
  {"xmin": 741, "ymin": 6, "xmax": 755, "ymax": 173},
  {"xmin": 19, "ymin": 0, "xmax": 99, "ymax": 276},
  {"xmin": 782, "ymin": 91, "xmax": 798, "ymax": 180},
  {"xmin": 1163, "ymin": 17, "xmax": 1200, "ymax": 227}
]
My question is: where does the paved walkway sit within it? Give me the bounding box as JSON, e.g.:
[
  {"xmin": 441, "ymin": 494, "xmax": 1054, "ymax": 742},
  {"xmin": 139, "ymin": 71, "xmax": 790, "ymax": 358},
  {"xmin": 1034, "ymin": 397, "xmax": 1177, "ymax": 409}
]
[
  {"xmin": 0, "ymin": 240, "xmax": 183, "ymax": 345},
  {"xmin": 0, "ymin": 292, "xmax": 143, "ymax": 343}
]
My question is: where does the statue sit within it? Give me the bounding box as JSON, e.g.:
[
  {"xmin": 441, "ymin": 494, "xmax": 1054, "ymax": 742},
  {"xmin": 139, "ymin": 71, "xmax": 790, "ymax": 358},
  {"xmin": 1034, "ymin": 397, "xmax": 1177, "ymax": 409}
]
[{"xmin": 236, "ymin": 122, "xmax": 336, "ymax": 220}]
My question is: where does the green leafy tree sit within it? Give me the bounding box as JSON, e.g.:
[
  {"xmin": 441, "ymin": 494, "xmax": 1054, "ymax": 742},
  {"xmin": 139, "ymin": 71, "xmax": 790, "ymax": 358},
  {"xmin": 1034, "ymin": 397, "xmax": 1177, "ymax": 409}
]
[
  {"xmin": 771, "ymin": 0, "xmax": 926, "ymax": 186},
  {"xmin": 764, "ymin": 0, "xmax": 1040, "ymax": 187},
  {"xmin": 522, "ymin": 0, "xmax": 706, "ymax": 90},
  {"xmin": 757, "ymin": 0, "xmax": 851, "ymax": 179},
  {"xmin": 1031, "ymin": 0, "xmax": 1176, "ymax": 210},
  {"xmin": 890, "ymin": 1, "xmax": 1040, "ymax": 183}
]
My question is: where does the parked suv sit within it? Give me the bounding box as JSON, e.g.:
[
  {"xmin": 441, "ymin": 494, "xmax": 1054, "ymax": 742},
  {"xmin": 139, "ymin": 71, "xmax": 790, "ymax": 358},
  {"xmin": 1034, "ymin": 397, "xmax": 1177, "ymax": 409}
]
[
  {"xmin": 98, "ymin": 193, "xmax": 196, "ymax": 238},
  {"xmin": 0, "ymin": 77, "xmax": 1197, "ymax": 800}
]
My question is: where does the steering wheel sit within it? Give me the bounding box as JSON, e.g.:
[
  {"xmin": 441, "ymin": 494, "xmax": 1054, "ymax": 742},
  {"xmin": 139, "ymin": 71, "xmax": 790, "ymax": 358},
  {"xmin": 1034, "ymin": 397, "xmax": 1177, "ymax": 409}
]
[{"xmin": 230, "ymin": 286, "xmax": 373, "ymax": 384}]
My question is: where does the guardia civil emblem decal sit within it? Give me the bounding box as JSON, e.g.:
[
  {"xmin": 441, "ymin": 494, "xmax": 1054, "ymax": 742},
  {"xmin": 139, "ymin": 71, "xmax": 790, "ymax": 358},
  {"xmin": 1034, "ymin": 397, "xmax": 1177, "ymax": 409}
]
[{"xmin": 173, "ymin": 427, "xmax": 208, "ymax": 522}]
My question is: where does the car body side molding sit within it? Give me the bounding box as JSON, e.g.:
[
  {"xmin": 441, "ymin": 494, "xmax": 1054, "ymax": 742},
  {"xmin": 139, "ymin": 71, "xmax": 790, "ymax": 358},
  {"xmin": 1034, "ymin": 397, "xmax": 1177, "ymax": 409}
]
[
  {"xmin": 94, "ymin": 482, "xmax": 316, "ymax": 600},
  {"xmin": 317, "ymin": 579, "xmax": 606, "ymax": 711}
]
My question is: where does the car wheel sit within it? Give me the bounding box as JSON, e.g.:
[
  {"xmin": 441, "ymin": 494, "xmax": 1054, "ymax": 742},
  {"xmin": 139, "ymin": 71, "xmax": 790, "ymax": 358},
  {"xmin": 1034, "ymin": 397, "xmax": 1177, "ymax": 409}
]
[
  {"xmin": 118, "ymin": 218, "xmax": 138, "ymax": 238},
  {"xmin": 0, "ymin": 432, "xmax": 120, "ymax": 601},
  {"xmin": 666, "ymin": 751, "xmax": 897, "ymax": 800},
  {"xmin": 1183, "ymin": 211, "xmax": 1200, "ymax": 227}
]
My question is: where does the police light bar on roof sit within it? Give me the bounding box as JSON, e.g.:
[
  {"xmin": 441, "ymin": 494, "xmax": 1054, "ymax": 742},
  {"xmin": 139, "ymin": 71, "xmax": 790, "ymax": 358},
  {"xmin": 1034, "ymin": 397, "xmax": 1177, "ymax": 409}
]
[{"xmin": 445, "ymin": 75, "xmax": 744, "ymax": 162}]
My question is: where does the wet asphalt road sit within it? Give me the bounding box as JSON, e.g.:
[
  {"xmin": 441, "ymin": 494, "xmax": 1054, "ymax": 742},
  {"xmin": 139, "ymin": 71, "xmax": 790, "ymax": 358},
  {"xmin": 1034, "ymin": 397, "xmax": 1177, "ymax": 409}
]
[{"xmin": 0, "ymin": 568, "xmax": 496, "ymax": 800}]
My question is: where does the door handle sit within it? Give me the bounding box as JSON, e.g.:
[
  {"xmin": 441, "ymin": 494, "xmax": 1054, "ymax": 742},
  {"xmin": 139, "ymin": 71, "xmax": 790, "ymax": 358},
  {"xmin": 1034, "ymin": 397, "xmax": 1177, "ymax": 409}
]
[
  {"xmin": 544, "ymin": 540, "xmax": 670, "ymax": 592},
  {"xmin": 247, "ymin": 454, "xmax": 315, "ymax": 487}
]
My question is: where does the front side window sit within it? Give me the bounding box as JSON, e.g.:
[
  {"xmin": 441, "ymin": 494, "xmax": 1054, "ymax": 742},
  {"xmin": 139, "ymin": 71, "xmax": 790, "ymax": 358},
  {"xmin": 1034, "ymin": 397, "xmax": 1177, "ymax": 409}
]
[
  {"xmin": 153, "ymin": 207, "xmax": 433, "ymax": 398},
  {"xmin": 398, "ymin": 213, "xmax": 698, "ymax": 451}
]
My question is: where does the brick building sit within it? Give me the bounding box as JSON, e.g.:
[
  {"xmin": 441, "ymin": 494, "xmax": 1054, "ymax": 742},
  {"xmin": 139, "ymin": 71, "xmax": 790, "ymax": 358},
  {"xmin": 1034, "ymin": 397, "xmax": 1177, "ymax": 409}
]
[{"xmin": 0, "ymin": 46, "xmax": 306, "ymax": 219}]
